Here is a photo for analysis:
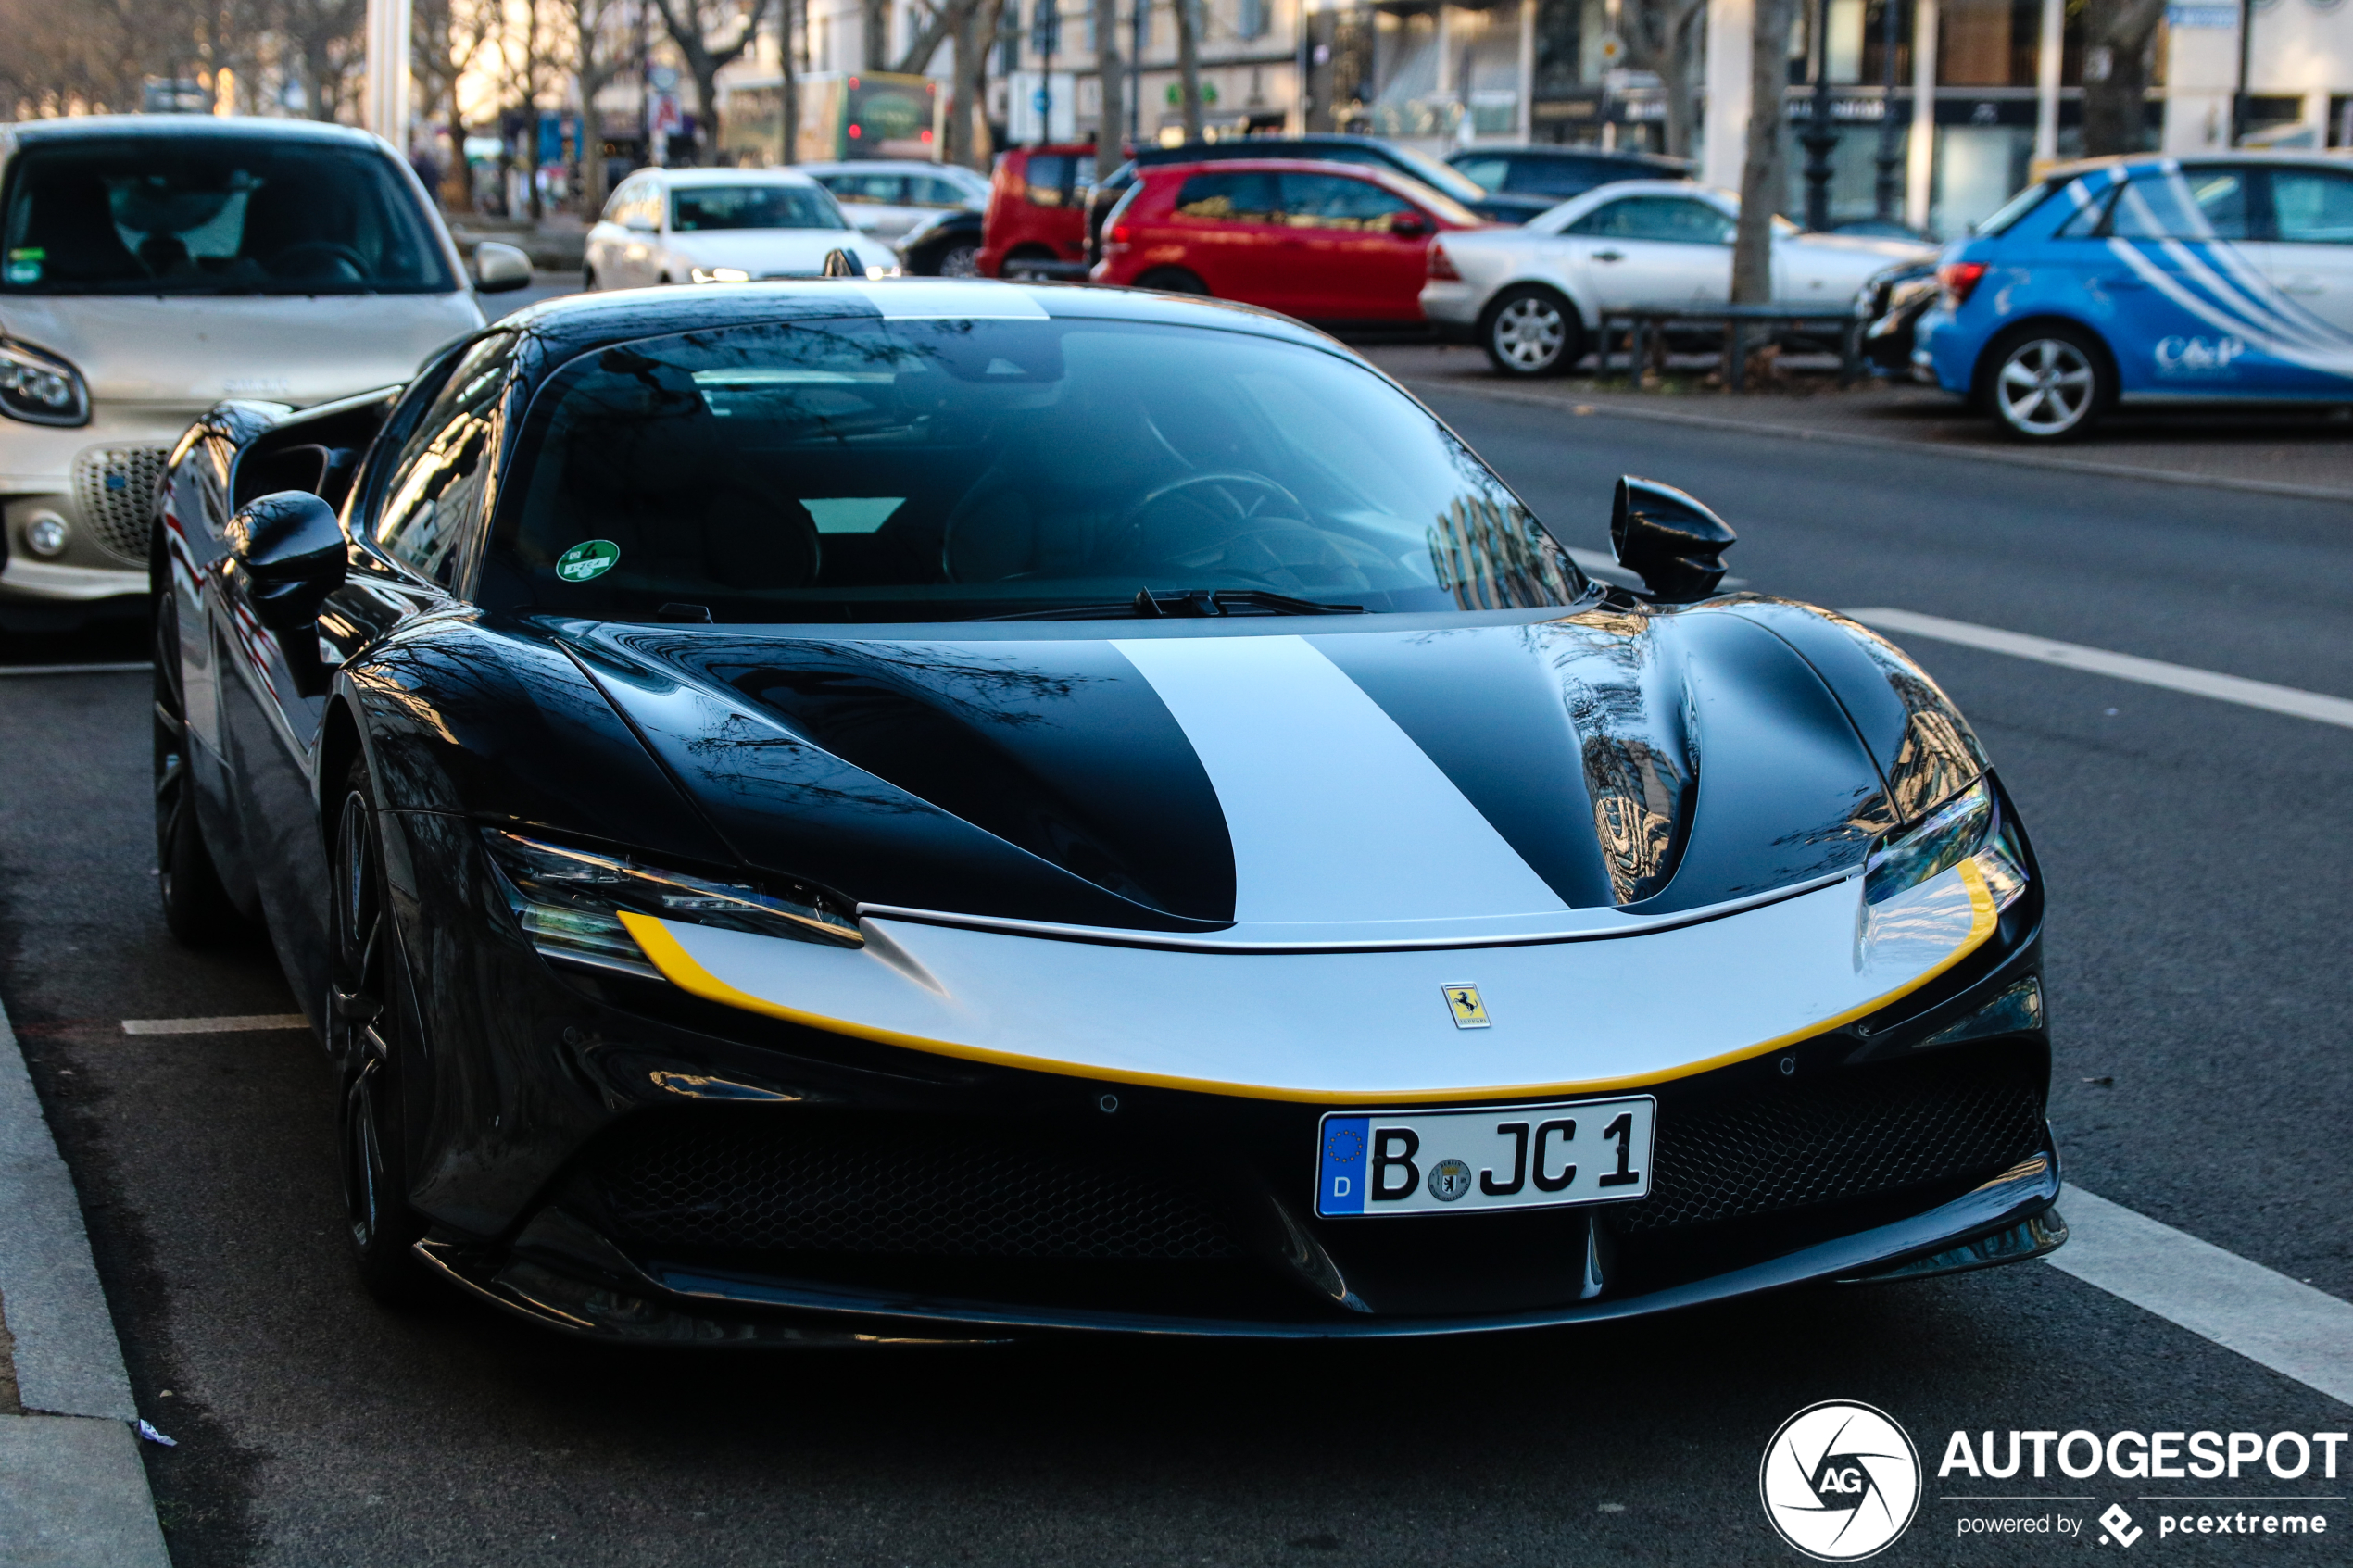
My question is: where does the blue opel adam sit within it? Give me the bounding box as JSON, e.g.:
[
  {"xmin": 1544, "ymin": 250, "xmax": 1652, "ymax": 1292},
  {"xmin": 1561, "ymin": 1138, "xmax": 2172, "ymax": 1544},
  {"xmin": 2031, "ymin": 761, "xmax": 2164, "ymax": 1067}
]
[{"xmin": 1914, "ymin": 153, "xmax": 2353, "ymax": 440}]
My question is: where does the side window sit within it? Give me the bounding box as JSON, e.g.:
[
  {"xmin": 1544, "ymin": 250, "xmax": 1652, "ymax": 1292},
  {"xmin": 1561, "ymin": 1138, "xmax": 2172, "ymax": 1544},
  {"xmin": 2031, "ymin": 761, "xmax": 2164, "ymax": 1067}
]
[
  {"xmin": 1280, "ymin": 173, "xmax": 1412, "ymax": 231},
  {"xmin": 2051, "ymin": 181, "xmax": 2118, "ymax": 238},
  {"xmin": 1025, "ymin": 155, "xmax": 1070, "ymax": 207},
  {"xmin": 828, "ymin": 173, "xmax": 908, "ymax": 206},
  {"xmin": 373, "ymin": 332, "xmax": 516, "ymax": 590},
  {"xmin": 1173, "ymin": 171, "xmax": 1279, "ymax": 223},
  {"xmin": 912, "ymin": 175, "xmax": 969, "ymax": 207},
  {"xmin": 1569, "ymin": 196, "xmax": 1732, "ymax": 244},
  {"xmin": 1513, "ymin": 159, "xmax": 1604, "ymax": 197},
  {"xmin": 1451, "ymin": 157, "xmax": 1510, "ymax": 193},
  {"xmin": 2271, "ymin": 169, "xmax": 2353, "ymax": 244},
  {"xmin": 2108, "ymin": 166, "xmax": 2251, "ymax": 241}
]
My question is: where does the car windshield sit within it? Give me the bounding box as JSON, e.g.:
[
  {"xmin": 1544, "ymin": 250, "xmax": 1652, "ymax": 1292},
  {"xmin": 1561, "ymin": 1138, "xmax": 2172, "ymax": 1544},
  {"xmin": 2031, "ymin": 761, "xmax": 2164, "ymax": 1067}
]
[
  {"xmin": 1378, "ymin": 143, "xmax": 1490, "ymax": 203},
  {"xmin": 0, "ymin": 136, "xmax": 455, "ymax": 295},
  {"xmin": 671, "ymin": 184, "xmax": 847, "ymax": 232},
  {"xmin": 485, "ymin": 316, "xmax": 1579, "ymax": 623}
]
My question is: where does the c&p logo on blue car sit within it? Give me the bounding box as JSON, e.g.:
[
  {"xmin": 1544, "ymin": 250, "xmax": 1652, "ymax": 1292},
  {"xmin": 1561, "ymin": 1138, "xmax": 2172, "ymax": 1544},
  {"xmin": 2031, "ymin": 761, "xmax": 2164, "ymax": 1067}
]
[{"xmin": 1319, "ymin": 1117, "xmax": 1368, "ymax": 1215}]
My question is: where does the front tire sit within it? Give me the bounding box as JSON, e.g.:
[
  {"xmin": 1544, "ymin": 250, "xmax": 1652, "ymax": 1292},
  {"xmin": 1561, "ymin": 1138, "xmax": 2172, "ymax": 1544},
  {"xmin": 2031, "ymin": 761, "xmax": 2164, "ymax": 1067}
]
[
  {"xmin": 1982, "ymin": 324, "xmax": 2110, "ymax": 441},
  {"xmin": 1480, "ymin": 285, "xmax": 1584, "ymax": 378},
  {"xmin": 331, "ymin": 759, "xmax": 428, "ymax": 1305}
]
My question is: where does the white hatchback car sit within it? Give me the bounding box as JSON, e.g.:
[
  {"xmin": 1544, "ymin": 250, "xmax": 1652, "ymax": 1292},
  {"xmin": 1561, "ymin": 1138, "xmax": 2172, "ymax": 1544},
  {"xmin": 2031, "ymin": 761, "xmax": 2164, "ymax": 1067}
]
[
  {"xmin": 798, "ymin": 160, "xmax": 989, "ymax": 242},
  {"xmin": 583, "ymin": 168, "xmax": 900, "ymax": 290},
  {"xmin": 1421, "ymin": 181, "xmax": 1935, "ymax": 376},
  {"xmin": 0, "ymin": 115, "xmax": 524, "ymax": 632}
]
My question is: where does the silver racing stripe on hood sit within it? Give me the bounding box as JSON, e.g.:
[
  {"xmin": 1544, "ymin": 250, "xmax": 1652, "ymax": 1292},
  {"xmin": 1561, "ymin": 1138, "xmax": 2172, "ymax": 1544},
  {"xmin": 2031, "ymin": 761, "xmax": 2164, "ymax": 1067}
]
[{"xmin": 1112, "ymin": 633, "xmax": 1571, "ymax": 928}]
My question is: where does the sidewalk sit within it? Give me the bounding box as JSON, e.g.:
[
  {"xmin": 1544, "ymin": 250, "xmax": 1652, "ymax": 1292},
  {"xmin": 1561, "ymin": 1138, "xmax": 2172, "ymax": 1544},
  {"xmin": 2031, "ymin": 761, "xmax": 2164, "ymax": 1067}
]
[
  {"xmin": 1365, "ymin": 343, "xmax": 2353, "ymax": 502},
  {"xmin": 0, "ymin": 996, "xmax": 170, "ymax": 1567}
]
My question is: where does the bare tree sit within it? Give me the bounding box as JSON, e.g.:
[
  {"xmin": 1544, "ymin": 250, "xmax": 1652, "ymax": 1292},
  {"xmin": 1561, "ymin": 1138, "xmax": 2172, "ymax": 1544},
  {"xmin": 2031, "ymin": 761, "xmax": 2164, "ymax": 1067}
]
[
  {"xmin": 561, "ymin": 0, "xmax": 633, "ymax": 210},
  {"xmin": 780, "ymin": 0, "xmax": 802, "ymax": 163},
  {"xmin": 863, "ymin": 0, "xmax": 891, "ymax": 69},
  {"xmin": 1174, "ymin": 0, "xmax": 1202, "ymax": 141},
  {"xmin": 895, "ymin": 0, "xmax": 988, "ymax": 73},
  {"xmin": 652, "ymin": 0, "xmax": 778, "ymax": 164},
  {"xmin": 945, "ymin": 0, "xmax": 994, "ymax": 169},
  {"xmin": 276, "ymin": 0, "xmax": 368, "ymax": 121},
  {"xmin": 1731, "ymin": 0, "xmax": 1797, "ymax": 303},
  {"xmin": 1622, "ymin": 0, "xmax": 1706, "ymax": 160},
  {"xmin": 2081, "ymin": 0, "xmax": 2166, "ymax": 156}
]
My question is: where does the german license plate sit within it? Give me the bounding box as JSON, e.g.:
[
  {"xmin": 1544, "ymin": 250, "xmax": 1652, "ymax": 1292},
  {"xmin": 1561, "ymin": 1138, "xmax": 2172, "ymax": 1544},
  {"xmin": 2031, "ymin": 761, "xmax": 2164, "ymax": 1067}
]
[{"xmin": 1315, "ymin": 1097, "xmax": 1656, "ymax": 1218}]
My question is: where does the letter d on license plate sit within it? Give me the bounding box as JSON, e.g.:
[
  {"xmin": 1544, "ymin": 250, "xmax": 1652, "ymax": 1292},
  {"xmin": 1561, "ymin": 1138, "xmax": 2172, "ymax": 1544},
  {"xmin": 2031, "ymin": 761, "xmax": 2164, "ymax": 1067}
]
[{"xmin": 1315, "ymin": 1097, "xmax": 1655, "ymax": 1218}]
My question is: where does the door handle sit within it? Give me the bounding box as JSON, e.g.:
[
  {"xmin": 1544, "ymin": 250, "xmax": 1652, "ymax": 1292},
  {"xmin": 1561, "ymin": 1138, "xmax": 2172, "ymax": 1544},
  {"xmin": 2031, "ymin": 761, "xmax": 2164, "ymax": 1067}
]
[{"xmin": 1593, "ymin": 249, "xmax": 1625, "ymax": 262}]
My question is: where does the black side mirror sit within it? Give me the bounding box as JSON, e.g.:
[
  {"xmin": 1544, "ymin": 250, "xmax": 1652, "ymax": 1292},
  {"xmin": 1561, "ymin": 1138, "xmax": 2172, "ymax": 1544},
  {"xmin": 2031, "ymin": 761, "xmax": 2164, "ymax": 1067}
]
[
  {"xmin": 1390, "ymin": 212, "xmax": 1430, "ymax": 238},
  {"xmin": 228, "ymin": 490, "xmax": 347, "ymax": 631},
  {"xmin": 1610, "ymin": 476, "xmax": 1736, "ymax": 602}
]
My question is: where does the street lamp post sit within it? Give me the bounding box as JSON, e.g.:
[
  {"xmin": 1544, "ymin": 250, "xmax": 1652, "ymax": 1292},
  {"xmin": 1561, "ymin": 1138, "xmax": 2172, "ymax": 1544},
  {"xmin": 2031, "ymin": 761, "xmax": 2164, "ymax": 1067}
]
[
  {"xmin": 1873, "ymin": 0, "xmax": 1902, "ymax": 220},
  {"xmin": 1799, "ymin": 0, "xmax": 1838, "ymax": 230}
]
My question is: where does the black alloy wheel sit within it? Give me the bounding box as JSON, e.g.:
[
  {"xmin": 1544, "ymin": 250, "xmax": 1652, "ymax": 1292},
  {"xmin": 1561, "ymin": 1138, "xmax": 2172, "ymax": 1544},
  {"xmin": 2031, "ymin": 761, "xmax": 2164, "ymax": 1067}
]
[
  {"xmin": 937, "ymin": 242, "xmax": 983, "ymax": 278},
  {"xmin": 1134, "ymin": 267, "xmax": 1209, "ymax": 295},
  {"xmin": 1982, "ymin": 322, "xmax": 2112, "ymax": 441},
  {"xmin": 1481, "ymin": 284, "xmax": 1584, "ymax": 378},
  {"xmin": 331, "ymin": 759, "xmax": 429, "ymax": 1304},
  {"xmin": 152, "ymin": 591, "xmax": 242, "ymax": 944}
]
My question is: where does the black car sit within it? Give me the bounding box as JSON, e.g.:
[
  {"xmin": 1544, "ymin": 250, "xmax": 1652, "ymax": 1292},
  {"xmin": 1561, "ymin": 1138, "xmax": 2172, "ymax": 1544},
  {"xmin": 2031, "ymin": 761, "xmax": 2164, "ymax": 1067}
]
[
  {"xmin": 1084, "ymin": 134, "xmax": 1538, "ymax": 264},
  {"xmin": 894, "ymin": 206, "xmax": 983, "ymax": 276},
  {"xmin": 1856, "ymin": 259, "xmax": 1941, "ymax": 374},
  {"xmin": 151, "ymin": 279, "xmax": 2062, "ymax": 1344},
  {"xmin": 1446, "ymin": 144, "xmax": 1693, "ymax": 209}
]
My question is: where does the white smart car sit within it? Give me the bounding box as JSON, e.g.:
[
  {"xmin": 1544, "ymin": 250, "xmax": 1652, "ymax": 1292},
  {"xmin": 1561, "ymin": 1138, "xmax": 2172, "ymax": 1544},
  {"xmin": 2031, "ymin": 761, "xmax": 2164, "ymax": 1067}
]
[
  {"xmin": 0, "ymin": 115, "xmax": 526, "ymax": 632},
  {"xmin": 1421, "ymin": 181, "xmax": 1935, "ymax": 376},
  {"xmin": 582, "ymin": 168, "xmax": 900, "ymax": 290}
]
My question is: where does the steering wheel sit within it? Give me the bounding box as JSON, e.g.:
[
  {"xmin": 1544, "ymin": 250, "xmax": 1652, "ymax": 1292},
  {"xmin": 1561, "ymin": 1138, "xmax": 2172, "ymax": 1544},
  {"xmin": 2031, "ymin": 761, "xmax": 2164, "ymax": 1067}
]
[
  {"xmin": 1114, "ymin": 470, "xmax": 1306, "ymax": 562},
  {"xmin": 266, "ymin": 240, "xmax": 370, "ymax": 282}
]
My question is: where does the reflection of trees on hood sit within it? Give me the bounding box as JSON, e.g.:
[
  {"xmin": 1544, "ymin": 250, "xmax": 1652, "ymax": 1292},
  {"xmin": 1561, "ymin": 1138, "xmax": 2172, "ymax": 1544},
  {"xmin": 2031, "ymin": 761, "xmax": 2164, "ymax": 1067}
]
[
  {"xmin": 645, "ymin": 636, "xmax": 1097, "ymax": 734},
  {"xmin": 1831, "ymin": 614, "xmax": 1988, "ymax": 821},
  {"xmin": 1427, "ymin": 494, "xmax": 1579, "ymax": 610},
  {"xmin": 1530, "ymin": 611, "xmax": 1694, "ymax": 907}
]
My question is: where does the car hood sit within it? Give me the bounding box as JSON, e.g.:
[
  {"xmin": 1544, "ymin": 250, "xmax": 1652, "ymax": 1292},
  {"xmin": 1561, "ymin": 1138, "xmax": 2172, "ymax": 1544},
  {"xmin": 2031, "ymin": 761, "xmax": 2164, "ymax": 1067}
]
[
  {"xmin": 559, "ymin": 599, "xmax": 1979, "ymax": 948},
  {"xmin": 0, "ymin": 291, "xmax": 484, "ymax": 407},
  {"xmin": 661, "ymin": 229, "xmax": 899, "ymax": 274}
]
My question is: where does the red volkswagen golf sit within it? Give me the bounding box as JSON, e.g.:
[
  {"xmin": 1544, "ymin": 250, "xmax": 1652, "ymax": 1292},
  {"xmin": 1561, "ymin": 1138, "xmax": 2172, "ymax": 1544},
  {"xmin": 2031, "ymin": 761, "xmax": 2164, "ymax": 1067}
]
[{"xmin": 1090, "ymin": 157, "xmax": 1489, "ymax": 327}]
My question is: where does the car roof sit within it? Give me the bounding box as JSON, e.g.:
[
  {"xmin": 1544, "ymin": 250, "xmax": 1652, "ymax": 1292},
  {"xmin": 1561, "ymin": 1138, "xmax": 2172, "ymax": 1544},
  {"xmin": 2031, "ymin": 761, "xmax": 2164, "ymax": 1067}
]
[
  {"xmin": 647, "ymin": 166, "xmax": 824, "ymax": 188},
  {"xmin": 2039, "ymin": 149, "xmax": 2353, "ymax": 180},
  {"xmin": 1453, "ymin": 144, "xmax": 1690, "ymax": 169},
  {"xmin": 3, "ymin": 113, "xmax": 384, "ymax": 151},
  {"xmin": 492, "ymin": 278, "xmax": 1341, "ymax": 375}
]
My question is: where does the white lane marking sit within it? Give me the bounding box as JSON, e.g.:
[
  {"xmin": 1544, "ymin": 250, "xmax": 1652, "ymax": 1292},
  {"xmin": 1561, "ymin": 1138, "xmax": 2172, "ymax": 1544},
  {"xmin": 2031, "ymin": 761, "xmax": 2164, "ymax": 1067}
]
[
  {"xmin": 120, "ymin": 1014, "xmax": 308, "ymax": 1035},
  {"xmin": 1111, "ymin": 633, "xmax": 1570, "ymax": 924},
  {"xmin": 1845, "ymin": 608, "xmax": 2353, "ymax": 731},
  {"xmin": 0, "ymin": 662, "xmax": 152, "ymax": 678},
  {"xmin": 2050, "ymin": 1185, "xmax": 2353, "ymax": 1409}
]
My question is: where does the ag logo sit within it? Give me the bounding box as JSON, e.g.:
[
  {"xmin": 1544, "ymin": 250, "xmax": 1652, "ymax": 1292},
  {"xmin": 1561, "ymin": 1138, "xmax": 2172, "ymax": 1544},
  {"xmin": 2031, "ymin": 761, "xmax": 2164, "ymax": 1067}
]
[
  {"xmin": 1758, "ymin": 1400, "xmax": 1921, "ymax": 1561},
  {"xmin": 1442, "ymin": 984, "xmax": 1490, "ymax": 1029}
]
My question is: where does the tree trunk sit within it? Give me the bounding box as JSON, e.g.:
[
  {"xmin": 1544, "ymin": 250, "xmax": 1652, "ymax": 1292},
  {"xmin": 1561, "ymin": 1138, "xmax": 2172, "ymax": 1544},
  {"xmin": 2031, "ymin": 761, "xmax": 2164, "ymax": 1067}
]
[
  {"xmin": 782, "ymin": 0, "xmax": 800, "ymax": 163},
  {"xmin": 1093, "ymin": 0, "xmax": 1124, "ymax": 174},
  {"xmin": 1731, "ymin": 0, "xmax": 1795, "ymax": 304},
  {"xmin": 2081, "ymin": 0, "xmax": 2166, "ymax": 157},
  {"xmin": 1175, "ymin": 0, "xmax": 1202, "ymax": 141},
  {"xmin": 693, "ymin": 63, "xmax": 724, "ymax": 162},
  {"xmin": 950, "ymin": 0, "xmax": 993, "ymax": 168},
  {"xmin": 1661, "ymin": 4, "xmax": 1703, "ymax": 159},
  {"xmin": 864, "ymin": 0, "xmax": 891, "ymax": 69}
]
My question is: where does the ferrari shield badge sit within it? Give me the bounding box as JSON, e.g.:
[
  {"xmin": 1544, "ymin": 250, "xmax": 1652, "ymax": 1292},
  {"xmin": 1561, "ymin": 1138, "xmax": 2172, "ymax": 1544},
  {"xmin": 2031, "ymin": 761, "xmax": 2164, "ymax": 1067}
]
[
  {"xmin": 556, "ymin": 538, "xmax": 621, "ymax": 582},
  {"xmin": 1442, "ymin": 985, "xmax": 1489, "ymax": 1029}
]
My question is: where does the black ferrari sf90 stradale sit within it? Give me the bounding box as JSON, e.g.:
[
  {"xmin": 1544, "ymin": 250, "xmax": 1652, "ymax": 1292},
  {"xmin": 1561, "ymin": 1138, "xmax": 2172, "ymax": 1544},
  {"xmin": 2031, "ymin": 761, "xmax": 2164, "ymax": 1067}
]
[{"xmin": 150, "ymin": 280, "xmax": 2062, "ymax": 1343}]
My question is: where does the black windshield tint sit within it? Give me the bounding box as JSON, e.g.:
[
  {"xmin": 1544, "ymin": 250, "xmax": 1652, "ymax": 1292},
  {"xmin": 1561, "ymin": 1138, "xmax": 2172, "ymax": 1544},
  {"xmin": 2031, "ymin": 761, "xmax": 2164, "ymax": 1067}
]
[
  {"xmin": 485, "ymin": 318, "xmax": 1577, "ymax": 622},
  {"xmin": 671, "ymin": 185, "xmax": 847, "ymax": 231},
  {"xmin": 1, "ymin": 137, "xmax": 454, "ymax": 295}
]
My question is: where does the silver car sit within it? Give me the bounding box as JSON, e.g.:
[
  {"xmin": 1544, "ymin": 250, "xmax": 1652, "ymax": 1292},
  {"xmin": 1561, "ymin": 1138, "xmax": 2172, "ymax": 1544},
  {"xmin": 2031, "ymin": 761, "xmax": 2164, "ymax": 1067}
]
[
  {"xmin": 582, "ymin": 168, "xmax": 900, "ymax": 290},
  {"xmin": 799, "ymin": 159, "xmax": 989, "ymax": 243},
  {"xmin": 0, "ymin": 115, "xmax": 522, "ymax": 632}
]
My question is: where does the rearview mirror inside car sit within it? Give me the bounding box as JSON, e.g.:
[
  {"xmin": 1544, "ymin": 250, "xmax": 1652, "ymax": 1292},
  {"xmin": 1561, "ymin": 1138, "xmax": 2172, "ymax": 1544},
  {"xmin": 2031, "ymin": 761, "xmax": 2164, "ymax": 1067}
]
[
  {"xmin": 1609, "ymin": 476, "xmax": 1737, "ymax": 602},
  {"xmin": 227, "ymin": 491, "xmax": 347, "ymax": 632},
  {"xmin": 473, "ymin": 240, "xmax": 534, "ymax": 294}
]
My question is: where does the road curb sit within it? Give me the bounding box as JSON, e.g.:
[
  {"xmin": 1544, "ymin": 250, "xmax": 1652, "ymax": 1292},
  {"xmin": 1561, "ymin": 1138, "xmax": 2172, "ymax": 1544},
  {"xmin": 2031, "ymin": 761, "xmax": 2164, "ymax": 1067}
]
[
  {"xmin": 1397, "ymin": 376, "xmax": 2353, "ymax": 506},
  {"xmin": 0, "ymin": 993, "xmax": 170, "ymax": 1566}
]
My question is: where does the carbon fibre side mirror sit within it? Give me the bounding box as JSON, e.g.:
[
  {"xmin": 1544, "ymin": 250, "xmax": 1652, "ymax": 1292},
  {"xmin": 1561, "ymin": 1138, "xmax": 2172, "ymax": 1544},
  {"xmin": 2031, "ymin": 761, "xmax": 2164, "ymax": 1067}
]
[{"xmin": 1610, "ymin": 476, "xmax": 1737, "ymax": 602}]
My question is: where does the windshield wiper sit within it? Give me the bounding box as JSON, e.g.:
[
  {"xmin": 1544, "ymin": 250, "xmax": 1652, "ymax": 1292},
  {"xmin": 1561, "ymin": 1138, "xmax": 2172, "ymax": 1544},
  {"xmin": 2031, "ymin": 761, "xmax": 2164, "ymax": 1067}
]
[{"xmin": 982, "ymin": 588, "xmax": 1365, "ymax": 621}]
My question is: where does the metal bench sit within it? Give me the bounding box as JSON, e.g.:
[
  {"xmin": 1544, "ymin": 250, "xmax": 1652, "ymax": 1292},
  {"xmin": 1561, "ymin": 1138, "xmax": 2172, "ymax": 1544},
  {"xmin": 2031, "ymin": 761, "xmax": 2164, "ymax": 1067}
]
[{"xmin": 1595, "ymin": 304, "xmax": 1867, "ymax": 392}]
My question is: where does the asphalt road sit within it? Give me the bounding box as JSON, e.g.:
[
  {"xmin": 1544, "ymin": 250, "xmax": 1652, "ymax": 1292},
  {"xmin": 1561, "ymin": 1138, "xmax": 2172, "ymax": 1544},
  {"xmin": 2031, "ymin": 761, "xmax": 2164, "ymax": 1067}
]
[{"xmin": 1, "ymin": 388, "xmax": 2347, "ymax": 1567}]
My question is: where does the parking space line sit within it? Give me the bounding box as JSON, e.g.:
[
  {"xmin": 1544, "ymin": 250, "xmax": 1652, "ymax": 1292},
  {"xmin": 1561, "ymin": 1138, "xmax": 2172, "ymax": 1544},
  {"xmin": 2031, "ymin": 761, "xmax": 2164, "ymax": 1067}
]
[
  {"xmin": 1843, "ymin": 608, "xmax": 2353, "ymax": 730},
  {"xmin": 0, "ymin": 662, "xmax": 152, "ymax": 678},
  {"xmin": 120, "ymin": 1014, "xmax": 308, "ymax": 1036},
  {"xmin": 2050, "ymin": 1185, "xmax": 2353, "ymax": 1410}
]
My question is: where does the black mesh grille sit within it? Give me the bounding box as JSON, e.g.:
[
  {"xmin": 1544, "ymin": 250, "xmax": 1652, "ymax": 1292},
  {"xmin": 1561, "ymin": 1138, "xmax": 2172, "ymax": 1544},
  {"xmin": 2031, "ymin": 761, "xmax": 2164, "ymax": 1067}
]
[
  {"xmin": 590, "ymin": 1116, "xmax": 1245, "ymax": 1261},
  {"xmin": 1610, "ymin": 1050, "xmax": 2045, "ymax": 1233}
]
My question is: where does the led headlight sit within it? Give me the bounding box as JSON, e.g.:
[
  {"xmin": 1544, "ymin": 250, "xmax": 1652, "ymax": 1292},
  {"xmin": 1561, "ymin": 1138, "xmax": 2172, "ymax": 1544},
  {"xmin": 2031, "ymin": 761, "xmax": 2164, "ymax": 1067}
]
[
  {"xmin": 689, "ymin": 267, "xmax": 751, "ymax": 283},
  {"xmin": 1863, "ymin": 777, "xmax": 2028, "ymax": 912},
  {"xmin": 0, "ymin": 340, "xmax": 90, "ymax": 427},
  {"xmin": 482, "ymin": 830, "xmax": 861, "ymax": 980}
]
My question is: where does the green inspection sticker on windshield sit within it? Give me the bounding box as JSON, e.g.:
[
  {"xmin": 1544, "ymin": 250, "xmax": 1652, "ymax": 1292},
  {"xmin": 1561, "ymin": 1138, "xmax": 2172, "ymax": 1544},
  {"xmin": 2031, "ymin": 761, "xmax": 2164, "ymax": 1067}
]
[{"xmin": 555, "ymin": 539, "xmax": 620, "ymax": 582}]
